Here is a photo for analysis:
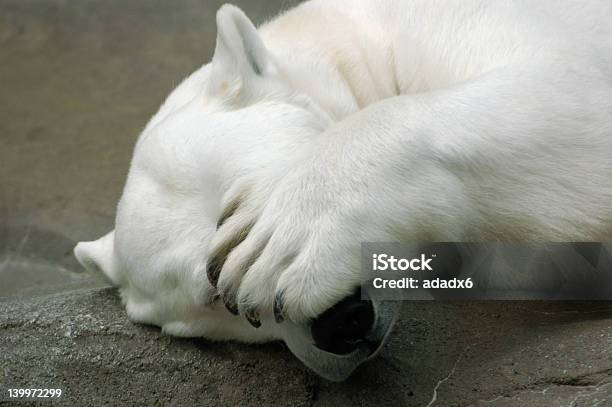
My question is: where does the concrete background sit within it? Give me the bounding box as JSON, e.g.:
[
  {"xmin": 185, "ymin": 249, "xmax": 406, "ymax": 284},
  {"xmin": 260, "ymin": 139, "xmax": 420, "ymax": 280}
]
[{"xmin": 1, "ymin": 1, "xmax": 611, "ymax": 405}]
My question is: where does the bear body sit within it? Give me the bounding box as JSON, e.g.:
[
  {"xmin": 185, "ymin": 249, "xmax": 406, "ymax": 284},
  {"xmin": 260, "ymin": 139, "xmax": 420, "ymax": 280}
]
[{"xmin": 75, "ymin": 0, "xmax": 612, "ymax": 379}]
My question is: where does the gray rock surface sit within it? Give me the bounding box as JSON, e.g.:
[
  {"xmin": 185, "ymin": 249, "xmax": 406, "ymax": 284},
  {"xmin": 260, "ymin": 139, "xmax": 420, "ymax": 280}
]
[{"xmin": 2, "ymin": 289, "xmax": 611, "ymax": 406}]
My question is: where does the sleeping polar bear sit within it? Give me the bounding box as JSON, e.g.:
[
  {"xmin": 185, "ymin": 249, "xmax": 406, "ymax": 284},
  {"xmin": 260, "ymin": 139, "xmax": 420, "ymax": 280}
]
[{"xmin": 75, "ymin": 0, "xmax": 612, "ymax": 380}]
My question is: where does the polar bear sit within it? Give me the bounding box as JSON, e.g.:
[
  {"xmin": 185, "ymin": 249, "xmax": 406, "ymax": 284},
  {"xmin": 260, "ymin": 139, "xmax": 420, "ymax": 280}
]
[{"xmin": 75, "ymin": 0, "xmax": 612, "ymax": 380}]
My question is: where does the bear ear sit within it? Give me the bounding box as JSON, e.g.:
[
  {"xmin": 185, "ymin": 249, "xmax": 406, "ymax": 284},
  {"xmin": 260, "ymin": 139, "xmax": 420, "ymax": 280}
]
[
  {"xmin": 207, "ymin": 4, "xmax": 276, "ymax": 96},
  {"xmin": 74, "ymin": 231, "xmax": 121, "ymax": 286}
]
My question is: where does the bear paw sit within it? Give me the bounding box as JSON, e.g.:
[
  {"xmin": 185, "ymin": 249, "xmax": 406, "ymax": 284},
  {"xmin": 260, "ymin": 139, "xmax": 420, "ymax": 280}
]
[{"xmin": 206, "ymin": 165, "xmax": 370, "ymax": 326}]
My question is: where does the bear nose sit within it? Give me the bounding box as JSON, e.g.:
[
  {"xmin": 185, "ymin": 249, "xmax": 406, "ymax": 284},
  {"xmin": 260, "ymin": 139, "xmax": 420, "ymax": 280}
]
[{"xmin": 311, "ymin": 291, "xmax": 375, "ymax": 355}]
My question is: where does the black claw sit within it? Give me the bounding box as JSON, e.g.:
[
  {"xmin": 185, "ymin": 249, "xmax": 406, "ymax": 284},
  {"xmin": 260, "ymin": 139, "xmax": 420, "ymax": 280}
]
[
  {"xmin": 223, "ymin": 293, "xmax": 239, "ymax": 315},
  {"xmin": 245, "ymin": 308, "xmax": 261, "ymax": 328},
  {"xmin": 206, "ymin": 256, "xmax": 222, "ymax": 288},
  {"xmin": 273, "ymin": 291, "xmax": 285, "ymax": 323},
  {"xmin": 223, "ymin": 301, "xmax": 238, "ymax": 315},
  {"xmin": 206, "ymin": 223, "xmax": 255, "ymax": 288}
]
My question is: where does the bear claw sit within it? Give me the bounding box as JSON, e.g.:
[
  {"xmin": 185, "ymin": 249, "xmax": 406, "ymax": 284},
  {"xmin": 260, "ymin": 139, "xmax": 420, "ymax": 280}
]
[
  {"xmin": 244, "ymin": 308, "xmax": 261, "ymax": 328},
  {"xmin": 273, "ymin": 291, "xmax": 286, "ymax": 323},
  {"xmin": 206, "ymin": 257, "xmax": 223, "ymax": 288},
  {"xmin": 223, "ymin": 293, "xmax": 239, "ymax": 315}
]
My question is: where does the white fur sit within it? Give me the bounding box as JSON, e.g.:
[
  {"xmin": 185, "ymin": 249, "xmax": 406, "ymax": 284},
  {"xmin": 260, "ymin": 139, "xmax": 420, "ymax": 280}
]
[{"xmin": 75, "ymin": 0, "xmax": 612, "ymax": 343}]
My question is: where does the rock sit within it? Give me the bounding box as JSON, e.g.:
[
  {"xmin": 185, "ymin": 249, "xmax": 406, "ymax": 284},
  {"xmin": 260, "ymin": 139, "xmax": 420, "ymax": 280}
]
[{"xmin": 1, "ymin": 289, "xmax": 611, "ymax": 405}]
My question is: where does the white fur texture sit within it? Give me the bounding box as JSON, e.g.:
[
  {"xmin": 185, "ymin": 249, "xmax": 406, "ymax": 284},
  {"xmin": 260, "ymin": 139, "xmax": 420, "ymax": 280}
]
[{"xmin": 75, "ymin": 0, "xmax": 612, "ymax": 343}]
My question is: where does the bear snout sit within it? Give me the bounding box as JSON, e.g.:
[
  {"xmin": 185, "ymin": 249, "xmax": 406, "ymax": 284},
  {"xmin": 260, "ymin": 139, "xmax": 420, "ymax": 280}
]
[{"xmin": 310, "ymin": 291, "xmax": 376, "ymax": 355}]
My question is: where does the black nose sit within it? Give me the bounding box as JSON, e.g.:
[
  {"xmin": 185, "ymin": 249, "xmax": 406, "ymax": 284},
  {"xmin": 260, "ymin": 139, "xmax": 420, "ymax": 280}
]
[{"xmin": 311, "ymin": 291, "xmax": 375, "ymax": 355}]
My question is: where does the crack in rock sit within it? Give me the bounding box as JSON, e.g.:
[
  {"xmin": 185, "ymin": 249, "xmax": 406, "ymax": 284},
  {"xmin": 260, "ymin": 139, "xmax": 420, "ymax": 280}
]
[{"xmin": 426, "ymin": 345, "xmax": 471, "ymax": 407}]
